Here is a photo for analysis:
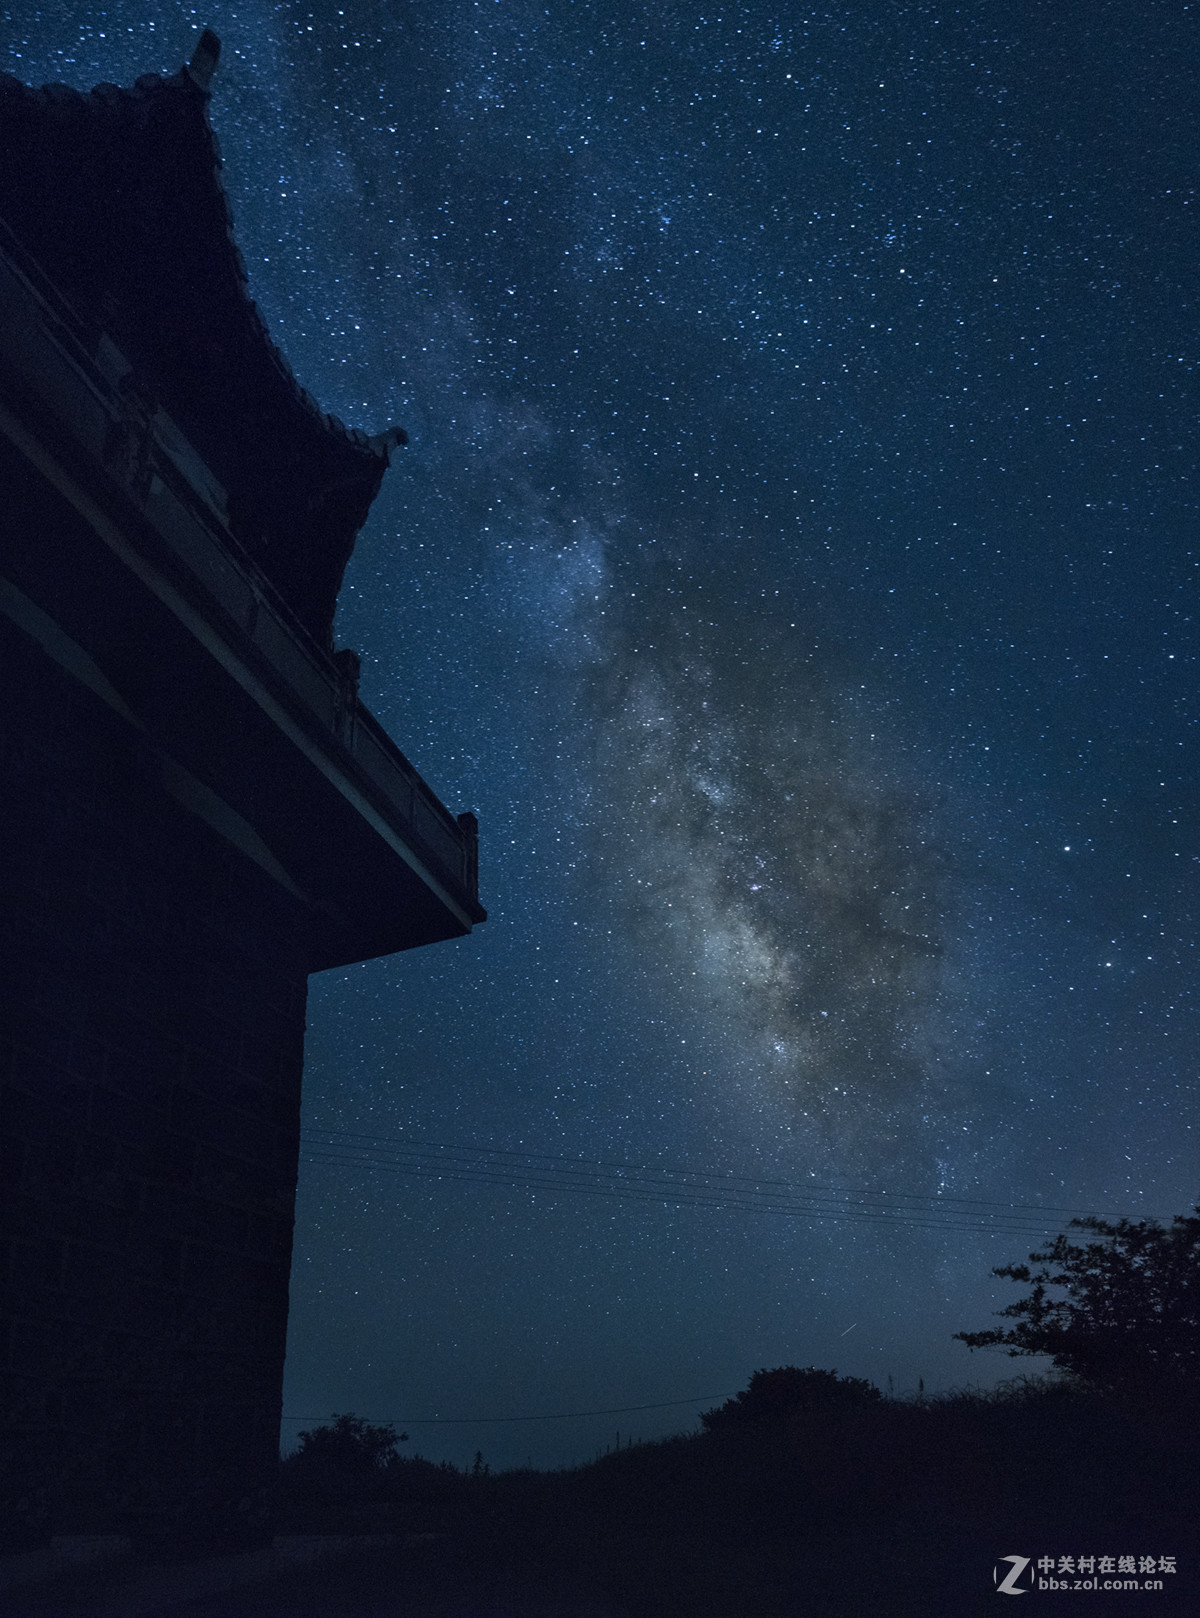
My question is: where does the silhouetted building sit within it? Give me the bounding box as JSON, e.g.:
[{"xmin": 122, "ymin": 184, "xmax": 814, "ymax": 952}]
[{"xmin": 0, "ymin": 30, "xmax": 484, "ymax": 1549}]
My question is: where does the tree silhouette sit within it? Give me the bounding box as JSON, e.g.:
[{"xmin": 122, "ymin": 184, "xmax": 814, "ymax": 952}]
[
  {"xmin": 955, "ymin": 1209, "xmax": 1200, "ymax": 1388},
  {"xmin": 290, "ymin": 1413, "xmax": 407, "ymax": 1483},
  {"xmin": 701, "ymin": 1366, "xmax": 881, "ymax": 1432}
]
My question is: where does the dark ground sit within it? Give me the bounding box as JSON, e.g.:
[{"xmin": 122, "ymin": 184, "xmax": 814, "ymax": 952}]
[{"xmin": 4, "ymin": 1381, "xmax": 1198, "ymax": 1617}]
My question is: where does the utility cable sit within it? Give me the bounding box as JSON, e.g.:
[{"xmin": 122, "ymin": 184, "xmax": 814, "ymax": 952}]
[
  {"xmin": 281, "ymin": 1393, "xmax": 738, "ymax": 1426},
  {"xmin": 307, "ymin": 1130, "xmax": 1113, "ymax": 1219},
  {"xmin": 301, "ymin": 1147, "xmax": 1064, "ymax": 1236},
  {"xmin": 299, "ymin": 1129, "xmax": 1165, "ymax": 1237}
]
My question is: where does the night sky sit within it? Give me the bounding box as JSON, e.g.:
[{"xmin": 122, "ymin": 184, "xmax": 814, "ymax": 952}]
[{"xmin": 7, "ymin": 2, "xmax": 1197, "ymax": 1471}]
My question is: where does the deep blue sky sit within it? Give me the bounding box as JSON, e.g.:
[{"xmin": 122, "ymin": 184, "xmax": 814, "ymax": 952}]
[{"xmin": 8, "ymin": 1, "xmax": 1197, "ymax": 1469}]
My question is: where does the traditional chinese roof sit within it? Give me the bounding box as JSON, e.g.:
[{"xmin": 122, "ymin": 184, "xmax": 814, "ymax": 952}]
[{"xmin": 0, "ymin": 30, "xmax": 403, "ymax": 642}]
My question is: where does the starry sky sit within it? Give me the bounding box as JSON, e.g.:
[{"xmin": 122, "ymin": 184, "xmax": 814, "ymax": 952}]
[{"xmin": 7, "ymin": 1, "xmax": 1197, "ymax": 1470}]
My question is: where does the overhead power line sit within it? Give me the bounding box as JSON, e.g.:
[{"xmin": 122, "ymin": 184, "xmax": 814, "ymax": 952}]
[
  {"xmin": 298, "ymin": 1129, "xmax": 1164, "ymax": 1239},
  {"xmin": 301, "ymin": 1148, "xmax": 1046, "ymax": 1236},
  {"xmin": 281, "ymin": 1393, "xmax": 737, "ymax": 1426}
]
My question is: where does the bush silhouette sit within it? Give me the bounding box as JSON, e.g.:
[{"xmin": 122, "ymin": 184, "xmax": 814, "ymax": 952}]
[
  {"xmin": 290, "ymin": 1412, "xmax": 406, "ymax": 1478},
  {"xmin": 278, "ymin": 1413, "xmax": 409, "ymax": 1524},
  {"xmin": 954, "ymin": 1208, "xmax": 1200, "ymax": 1388},
  {"xmin": 700, "ymin": 1365, "xmax": 882, "ymax": 1433}
]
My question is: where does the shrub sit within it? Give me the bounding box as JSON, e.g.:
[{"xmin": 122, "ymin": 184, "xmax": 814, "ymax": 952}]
[{"xmin": 700, "ymin": 1366, "xmax": 882, "ymax": 1433}]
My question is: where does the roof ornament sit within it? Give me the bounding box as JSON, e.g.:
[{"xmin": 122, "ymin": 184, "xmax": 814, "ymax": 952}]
[
  {"xmin": 368, "ymin": 425, "xmax": 409, "ymax": 457},
  {"xmin": 187, "ymin": 28, "xmax": 221, "ymax": 92}
]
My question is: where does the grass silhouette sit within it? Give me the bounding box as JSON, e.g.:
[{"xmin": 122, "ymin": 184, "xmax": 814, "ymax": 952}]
[{"xmin": 264, "ymin": 1371, "xmax": 1199, "ymax": 1616}]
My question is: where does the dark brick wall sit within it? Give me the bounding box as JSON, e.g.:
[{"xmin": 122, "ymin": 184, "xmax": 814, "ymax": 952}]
[{"xmin": 0, "ymin": 607, "xmax": 310, "ymax": 1546}]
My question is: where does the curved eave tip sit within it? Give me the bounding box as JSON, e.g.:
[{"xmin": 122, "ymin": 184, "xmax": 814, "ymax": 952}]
[
  {"xmin": 369, "ymin": 425, "xmax": 409, "ymax": 459},
  {"xmin": 187, "ymin": 28, "xmax": 221, "ymax": 92}
]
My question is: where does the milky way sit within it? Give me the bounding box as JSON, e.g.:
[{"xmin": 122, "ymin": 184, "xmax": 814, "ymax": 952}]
[{"xmin": 582, "ymin": 570, "xmax": 952, "ymax": 1152}]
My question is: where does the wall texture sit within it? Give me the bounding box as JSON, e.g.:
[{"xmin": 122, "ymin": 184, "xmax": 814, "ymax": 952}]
[{"xmin": 1, "ymin": 597, "xmax": 309, "ymax": 1547}]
